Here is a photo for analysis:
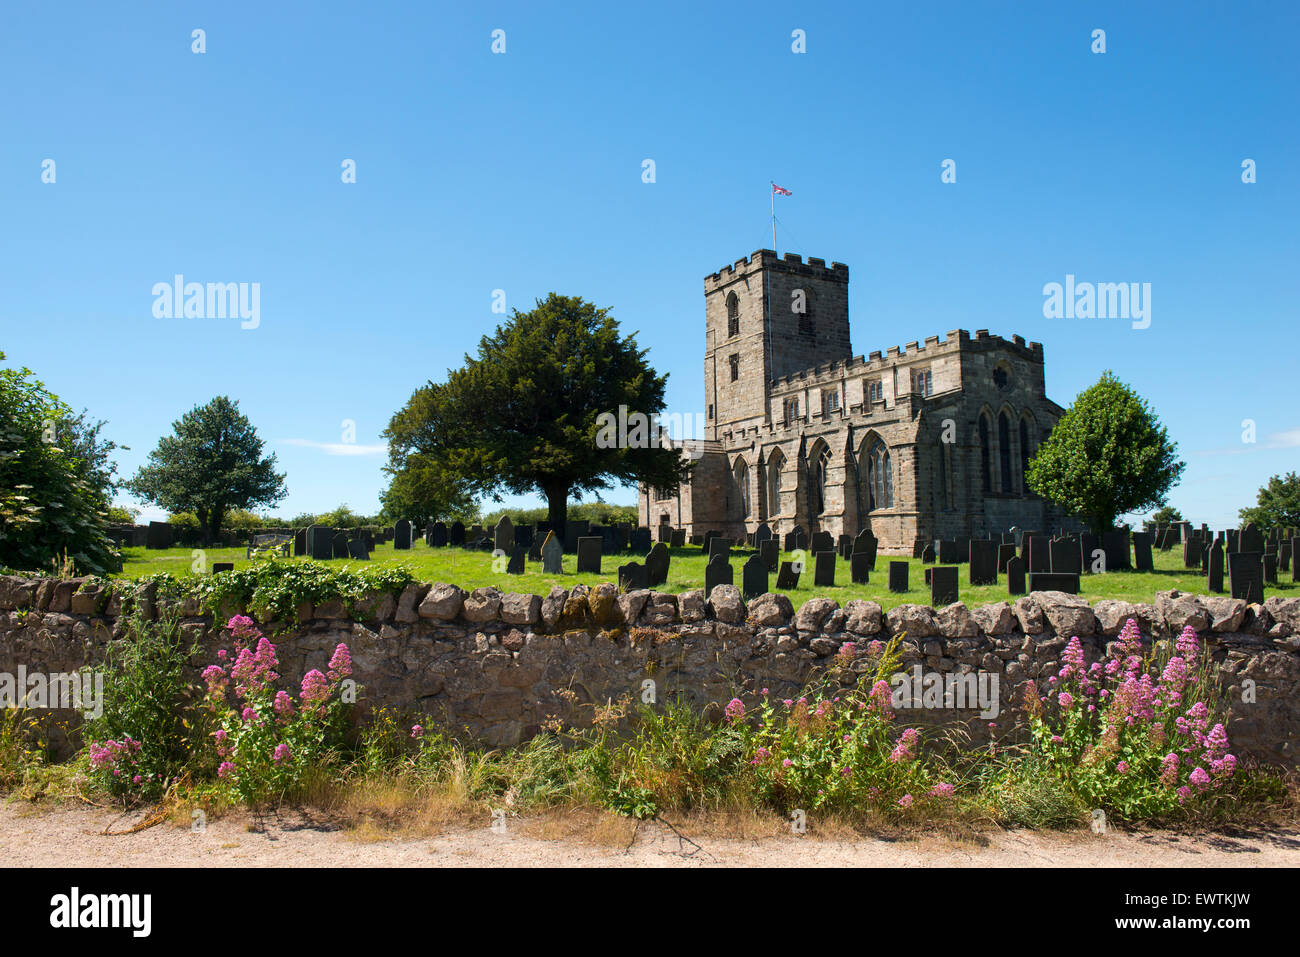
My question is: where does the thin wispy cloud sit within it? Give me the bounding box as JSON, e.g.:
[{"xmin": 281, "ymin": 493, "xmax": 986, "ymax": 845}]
[
  {"xmin": 1191, "ymin": 429, "xmax": 1300, "ymax": 457},
  {"xmin": 280, "ymin": 438, "xmax": 386, "ymax": 457}
]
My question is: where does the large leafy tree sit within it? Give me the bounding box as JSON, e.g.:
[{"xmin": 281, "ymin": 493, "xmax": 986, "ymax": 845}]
[
  {"xmin": 126, "ymin": 396, "xmax": 287, "ymax": 543},
  {"xmin": 0, "ymin": 351, "xmax": 123, "ymax": 574},
  {"xmin": 384, "ymin": 293, "xmax": 693, "ymax": 530},
  {"xmin": 1150, "ymin": 505, "xmax": 1183, "ymax": 525},
  {"xmin": 1239, "ymin": 472, "xmax": 1300, "ymax": 531},
  {"xmin": 1025, "ymin": 371, "xmax": 1185, "ymax": 535}
]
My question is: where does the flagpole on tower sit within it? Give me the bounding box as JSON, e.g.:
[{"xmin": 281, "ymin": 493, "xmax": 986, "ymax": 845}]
[{"xmin": 770, "ymin": 183, "xmax": 777, "ymax": 253}]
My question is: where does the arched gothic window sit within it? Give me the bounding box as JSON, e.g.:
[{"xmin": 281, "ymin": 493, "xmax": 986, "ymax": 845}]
[
  {"xmin": 1019, "ymin": 419, "xmax": 1032, "ymax": 494},
  {"xmin": 766, "ymin": 450, "xmax": 784, "ymax": 518},
  {"xmin": 810, "ymin": 446, "xmax": 831, "ymax": 515},
  {"xmin": 726, "ymin": 292, "xmax": 740, "ymax": 337},
  {"xmin": 978, "ymin": 416, "xmax": 991, "ymax": 496},
  {"xmin": 998, "ymin": 412, "xmax": 1013, "ymax": 493},
  {"xmin": 733, "ymin": 457, "xmax": 750, "ymax": 518},
  {"xmin": 864, "ymin": 439, "xmax": 893, "ymax": 510}
]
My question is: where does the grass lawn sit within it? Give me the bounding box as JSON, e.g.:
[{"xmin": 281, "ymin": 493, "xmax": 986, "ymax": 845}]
[{"xmin": 115, "ymin": 540, "xmax": 1298, "ymax": 612}]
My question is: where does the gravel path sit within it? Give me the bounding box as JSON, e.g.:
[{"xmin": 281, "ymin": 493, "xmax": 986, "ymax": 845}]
[{"xmin": 5, "ymin": 802, "xmax": 1299, "ymax": 867}]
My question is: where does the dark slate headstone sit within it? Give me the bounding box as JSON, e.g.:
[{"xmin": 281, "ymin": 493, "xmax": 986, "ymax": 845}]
[
  {"xmin": 783, "ymin": 525, "xmax": 806, "ymax": 551},
  {"xmin": 515, "ymin": 525, "xmax": 533, "ymax": 550},
  {"xmin": 850, "ymin": 552, "xmax": 871, "ymax": 584},
  {"xmin": 307, "ymin": 525, "xmax": 334, "ymax": 560},
  {"xmin": 671, "ymin": 530, "xmax": 686, "ymax": 547},
  {"xmin": 888, "ymin": 560, "xmax": 908, "ymax": 593},
  {"xmin": 646, "ymin": 542, "xmax": 670, "ymax": 587},
  {"xmin": 449, "ymin": 521, "xmax": 465, "ymax": 546},
  {"xmin": 506, "ymin": 546, "xmax": 525, "ymax": 575},
  {"xmin": 775, "ymin": 560, "xmax": 800, "ymax": 590},
  {"xmin": 741, "ymin": 554, "xmax": 768, "ymax": 600},
  {"xmin": 1240, "ymin": 523, "xmax": 1265, "ymax": 555},
  {"xmin": 1133, "ymin": 532, "xmax": 1154, "ymax": 572},
  {"xmin": 1006, "ymin": 555, "xmax": 1026, "ymax": 596},
  {"xmin": 347, "ymin": 538, "xmax": 370, "ymax": 560},
  {"xmin": 494, "ymin": 516, "xmax": 515, "ymax": 554},
  {"xmin": 564, "ymin": 520, "xmax": 589, "ymax": 553},
  {"xmin": 705, "ymin": 553, "xmax": 733, "ymax": 596},
  {"xmin": 930, "ymin": 565, "xmax": 958, "ymax": 607},
  {"xmin": 1028, "ymin": 572, "xmax": 1080, "ymax": 595},
  {"xmin": 1079, "ymin": 532, "xmax": 1100, "ymax": 573},
  {"xmin": 469, "ymin": 524, "xmax": 486, "ymax": 543},
  {"xmin": 618, "ymin": 561, "xmax": 648, "ymax": 590},
  {"xmin": 1293, "ymin": 538, "xmax": 1300, "ymax": 582},
  {"xmin": 394, "ymin": 519, "xmax": 412, "ymax": 550},
  {"xmin": 576, "ymin": 536, "xmax": 602, "ymax": 574},
  {"xmin": 1207, "ymin": 541, "xmax": 1225, "ymax": 593},
  {"xmin": 1264, "ymin": 553, "xmax": 1278, "ymax": 585},
  {"xmin": 429, "ymin": 521, "xmax": 447, "ymax": 547},
  {"xmin": 629, "ymin": 527, "xmax": 652, "ymax": 553},
  {"xmin": 597, "ymin": 526, "xmax": 621, "ymax": 556},
  {"xmin": 811, "ymin": 531, "xmax": 834, "ymax": 554},
  {"xmin": 969, "ymin": 539, "xmax": 997, "ymax": 585},
  {"xmin": 1026, "ymin": 535, "xmax": 1050, "ymax": 573},
  {"xmin": 333, "ymin": 532, "xmax": 351, "ymax": 559},
  {"xmin": 541, "ymin": 531, "xmax": 563, "ymax": 574},
  {"xmin": 658, "ymin": 524, "xmax": 673, "ymax": 544},
  {"xmin": 759, "ymin": 539, "xmax": 779, "ymax": 572},
  {"xmin": 293, "ymin": 528, "xmax": 307, "ymax": 556},
  {"xmin": 852, "ymin": 530, "xmax": 878, "ymax": 570},
  {"xmin": 708, "ymin": 537, "xmax": 732, "ymax": 563},
  {"xmin": 997, "ymin": 543, "xmax": 1016, "ymax": 575},
  {"xmin": 813, "ymin": 551, "xmax": 836, "ymax": 587},
  {"xmin": 921, "ymin": 544, "xmax": 935, "ymax": 564},
  {"xmin": 1228, "ymin": 551, "xmax": 1263, "ymax": 604},
  {"xmin": 1050, "ymin": 537, "xmax": 1082, "ymax": 575},
  {"xmin": 938, "ymin": 540, "xmax": 960, "ymax": 565},
  {"xmin": 146, "ymin": 521, "xmax": 174, "ymax": 549},
  {"xmin": 754, "ymin": 523, "xmax": 773, "ymax": 545},
  {"xmin": 1226, "ymin": 529, "xmax": 1239, "ymax": 553},
  {"xmin": 1281, "ymin": 541, "xmax": 1292, "ymax": 574},
  {"xmin": 211, "ymin": 562, "xmax": 234, "ymax": 574},
  {"xmin": 837, "ymin": 536, "xmax": 852, "ymax": 560}
]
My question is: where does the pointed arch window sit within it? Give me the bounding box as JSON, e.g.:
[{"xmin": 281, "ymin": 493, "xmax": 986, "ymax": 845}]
[
  {"xmin": 811, "ymin": 446, "xmax": 831, "ymax": 515},
  {"xmin": 978, "ymin": 416, "xmax": 991, "ymax": 496},
  {"xmin": 733, "ymin": 457, "xmax": 751, "ymax": 518},
  {"xmin": 1019, "ymin": 419, "xmax": 1032, "ymax": 494},
  {"xmin": 864, "ymin": 439, "xmax": 893, "ymax": 511},
  {"xmin": 998, "ymin": 412, "xmax": 1013, "ymax": 493},
  {"xmin": 726, "ymin": 292, "xmax": 740, "ymax": 338},
  {"xmin": 766, "ymin": 451, "xmax": 784, "ymax": 518}
]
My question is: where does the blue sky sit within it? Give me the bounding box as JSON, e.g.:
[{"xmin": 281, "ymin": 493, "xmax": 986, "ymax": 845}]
[{"xmin": 2, "ymin": 1, "xmax": 1296, "ymax": 528}]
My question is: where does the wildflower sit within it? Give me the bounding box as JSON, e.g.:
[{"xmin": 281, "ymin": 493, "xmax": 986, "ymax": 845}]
[
  {"xmin": 867, "ymin": 640, "xmax": 884, "ymax": 655},
  {"xmin": 1176, "ymin": 786, "xmax": 1192, "ymax": 805},
  {"xmin": 300, "ymin": 670, "xmax": 330, "ymax": 708},
  {"xmin": 1057, "ymin": 692, "xmax": 1074, "ymax": 710},
  {"xmin": 1050, "ymin": 734, "xmax": 1063, "ymax": 745},
  {"xmin": 410, "ymin": 724, "xmax": 424, "ymax": 739},
  {"xmin": 1160, "ymin": 752, "xmax": 1180, "ymax": 787},
  {"xmin": 217, "ymin": 761, "xmax": 235, "ymax": 779},
  {"xmin": 273, "ymin": 743, "xmax": 292, "ymax": 764},
  {"xmin": 724, "ymin": 698, "xmax": 745, "ymax": 722},
  {"xmin": 1189, "ymin": 767, "xmax": 1211, "ymax": 791},
  {"xmin": 328, "ymin": 643, "xmax": 353, "ymax": 678},
  {"xmin": 241, "ymin": 706, "xmax": 260, "ymax": 725},
  {"xmin": 929, "ymin": 782, "xmax": 954, "ymax": 799},
  {"xmin": 274, "ymin": 691, "xmax": 295, "ymax": 718},
  {"xmin": 1116, "ymin": 760, "xmax": 1130, "ymax": 774},
  {"xmin": 1175, "ymin": 625, "xmax": 1200, "ymax": 661},
  {"xmin": 782, "ymin": 758, "xmax": 793, "ymax": 768},
  {"xmin": 761, "ymin": 688, "xmax": 769, "ymax": 695},
  {"xmin": 889, "ymin": 728, "xmax": 919, "ymax": 763},
  {"xmin": 868, "ymin": 680, "xmax": 892, "ymax": 715},
  {"xmin": 898, "ymin": 794, "xmax": 914, "ymax": 808}
]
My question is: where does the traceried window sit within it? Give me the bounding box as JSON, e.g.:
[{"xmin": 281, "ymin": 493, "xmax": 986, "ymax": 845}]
[
  {"xmin": 1020, "ymin": 419, "xmax": 1032, "ymax": 494},
  {"xmin": 733, "ymin": 458, "xmax": 750, "ymax": 517},
  {"xmin": 866, "ymin": 380, "xmax": 883, "ymax": 404},
  {"xmin": 811, "ymin": 446, "xmax": 831, "ymax": 514},
  {"xmin": 729, "ymin": 354, "xmax": 739, "ymax": 382},
  {"xmin": 978, "ymin": 415, "xmax": 991, "ymax": 495},
  {"xmin": 864, "ymin": 439, "xmax": 893, "ymax": 510},
  {"xmin": 999, "ymin": 412, "xmax": 1013, "ymax": 493},
  {"xmin": 726, "ymin": 292, "xmax": 740, "ymax": 338}
]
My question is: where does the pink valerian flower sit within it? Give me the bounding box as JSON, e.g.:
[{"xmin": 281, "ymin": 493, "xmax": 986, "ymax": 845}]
[
  {"xmin": 1159, "ymin": 656, "xmax": 1188, "ymax": 706},
  {"xmin": 1210, "ymin": 754, "xmax": 1237, "ymax": 780},
  {"xmin": 1176, "ymin": 786, "xmax": 1192, "ymax": 804},
  {"xmin": 1057, "ymin": 692, "xmax": 1074, "ymax": 710},
  {"xmin": 837, "ymin": 642, "xmax": 856, "ymax": 661},
  {"xmin": 782, "ymin": 699, "xmax": 794, "ymax": 708},
  {"xmin": 1189, "ymin": 767, "xmax": 1211, "ymax": 791},
  {"xmin": 782, "ymin": 758, "xmax": 793, "ymax": 768},
  {"xmin": 1160, "ymin": 752, "xmax": 1180, "ymax": 787},
  {"xmin": 868, "ymin": 680, "xmax": 893, "ymax": 716},
  {"xmin": 1050, "ymin": 735, "xmax": 1063, "ymax": 745},
  {"xmin": 1202, "ymin": 723, "xmax": 1230, "ymax": 763},
  {"xmin": 217, "ymin": 761, "xmax": 236, "ymax": 779},
  {"xmin": 929, "ymin": 782, "xmax": 955, "ymax": 799},
  {"xmin": 241, "ymin": 706, "xmax": 261, "ymax": 726},
  {"xmin": 889, "ymin": 728, "xmax": 919, "ymax": 764},
  {"xmin": 410, "ymin": 724, "xmax": 424, "ymax": 739},
  {"xmin": 897, "ymin": 794, "xmax": 914, "ymax": 808},
  {"xmin": 273, "ymin": 691, "xmax": 295, "ymax": 718},
  {"xmin": 840, "ymin": 766, "xmax": 852, "ymax": 777},
  {"xmin": 226, "ymin": 614, "xmax": 260, "ymax": 640},
  {"xmin": 1059, "ymin": 636, "xmax": 1086, "ymax": 681},
  {"xmin": 867, "ymin": 640, "xmax": 884, "ymax": 656},
  {"xmin": 300, "ymin": 670, "xmax": 330, "ymax": 711},
  {"xmin": 750, "ymin": 747, "xmax": 771, "ymax": 766},
  {"xmin": 1175, "ymin": 625, "xmax": 1200, "ymax": 662},
  {"xmin": 1116, "ymin": 760, "xmax": 1130, "ymax": 774},
  {"xmin": 724, "ymin": 698, "xmax": 745, "ymax": 722},
  {"xmin": 272, "ymin": 743, "xmax": 292, "ymax": 764},
  {"xmin": 328, "ymin": 643, "xmax": 353, "ymax": 679},
  {"xmin": 201, "ymin": 664, "xmax": 228, "ymax": 697}
]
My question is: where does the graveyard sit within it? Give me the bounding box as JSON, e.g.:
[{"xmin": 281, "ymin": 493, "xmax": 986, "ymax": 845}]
[{"xmin": 113, "ymin": 518, "xmax": 1298, "ymax": 612}]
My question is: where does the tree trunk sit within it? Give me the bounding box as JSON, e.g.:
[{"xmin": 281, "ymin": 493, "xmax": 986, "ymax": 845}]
[{"xmin": 545, "ymin": 484, "xmax": 569, "ymax": 534}]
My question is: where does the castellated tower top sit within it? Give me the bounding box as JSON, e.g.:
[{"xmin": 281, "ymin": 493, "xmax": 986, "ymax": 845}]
[{"xmin": 704, "ymin": 250, "xmax": 849, "ymax": 291}]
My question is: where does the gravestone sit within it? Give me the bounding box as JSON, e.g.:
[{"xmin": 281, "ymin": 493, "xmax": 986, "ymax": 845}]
[
  {"xmin": 347, "ymin": 538, "xmax": 369, "ymax": 561},
  {"xmin": 528, "ymin": 533, "xmax": 544, "ymax": 563},
  {"xmin": 333, "ymin": 532, "xmax": 350, "ymax": 559},
  {"xmin": 850, "ymin": 552, "xmax": 871, "ymax": 584},
  {"xmin": 293, "ymin": 528, "xmax": 307, "ymax": 556},
  {"xmin": 760, "ymin": 539, "xmax": 779, "ymax": 572},
  {"xmin": 646, "ymin": 542, "xmax": 670, "ymax": 587},
  {"xmin": 212, "ymin": 562, "xmax": 234, "ymax": 574},
  {"xmin": 852, "ymin": 530, "xmax": 878, "ymax": 570},
  {"xmin": 1079, "ymin": 532, "xmax": 1099, "ymax": 573},
  {"xmin": 754, "ymin": 524, "xmax": 773, "ymax": 545},
  {"xmin": 921, "ymin": 544, "xmax": 935, "ymax": 564},
  {"xmin": 837, "ymin": 536, "xmax": 852, "ymax": 560},
  {"xmin": 1006, "ymin": 556, "xmax": 1026, "ymax": 596},
  {"xmin": 671, "ymin": 530, "xmax": 686, "ymax": 547},
  {"xmin": 888, "ymin": 561, "xmax": 908, "ymax": 593},
  {"xmin": 564, "ymin": 520, "xmax": 589, "ymax": 553},
  {"xmin": 576, "ymin": 536, "xmax": 602, "ymax": 574},
  {"xmin": 494, "ymin": 516, "xmax": 515, "ymax": 554},
  {"xmin": 307, "ymin": 525, "xmax": 334, "ymax": 560},
  {"xmin": 741, "ymin": 554, "xmax": 769, "ymax": 600},
  {"xmin": 597, "ymin": 526, "xmax": 621, "ymax": 556},
  {"xmin": 705, "ymin": 553, "xmax": 733, "ymax": 596},
  {"xmin": 811, "ymin": 531, "xmax": 834, "ymax": 554},
  {"xmin": 1050, "ymin": 537, "xmax": 1082, "ymax": 575},
  {"xmin": 515, "ymin": 524, "xmax": 533, "ymax": 551},
  {"xmin": 1228, "ymin": 551, "xmax": 1263, "ymax": 604},
  {"xmin": 969, "ymin": 539, "xmax": 997, "ymax": 585},
  {"xmin": 1133, "ymin": 532, "xmax": 1154, "ymax": 572},
  {"xmin": 1227, "ymin": 529, "xmax": 1240, "ymax": 553},
  {"xmin": 997, "ymin": 543, "xmax": 1016, "ymax": 575},
  {"xmin": 1293, "ymin": 538, "xmax": 1300, "ymax": 583},
  {"xmin": 1240, "ymin": 523, "xmax": 1265, "ymax": 554},
  {"xmin": 784, "ymin": 525, "xmax": 806, "ymax": 551},
  {"xmin": 394, "ymin": 520, "xmax": 412, "ymax": 550},
  {"xmin": 938, "ymin": 540, "xmax": 961, "ymax": 565},
  {"xmin": 506, "ymin": 547, "xmax": 525, "ymax": 575},
  {"xmin": 814, "ymin": 551, "xmax": 836, "ymax": 587},
  {"xmin": 430, "ymin": 521, "xmax": 447, "ymax": 547},
  {"xmin": 930, "ymin": 565, "xmax": 958, "ymax": 607},
  {"xmin": 629, "ymin": 527, "xmax": 652, "ymax": 553},
  {"xmin": 1207, "ymin": 541, "xmax": 1224, "ymax": 593},
  {"xmin": 1264, "ymin": 553, "xmax": 1278, "ymax": 585},
  {"xmin": 1026, "ymin": 535, "xmax": 1050, "ymax": 573},
  {"xmin": 618, "ymin": 561, "xmax": 649, "ymax": 591},
  {"xmin": 708, "ymin": 537, "xmax": 732, "ymax": 563},
  {"xmin": 658, "ymin": 524, "xmax": 673, "ymax": 544},
  {"xmin": 1182, "ymin": 532, "xmax": 1203, "ymax": 569},
  {"xmin": 1028, "ymin": 572, "xmax": 1080, "ymax": 595},
  {"xmin": 775, "ymin": 560, "xmax": 800, "ymax": 590},
  {"xmin": 146, "ymin": 521, "xmax": 174, "ymax": 549},
  {"xmin": 1281, "ymin": 541, "xmax": 1292, "ymax": 574},
  {"xmin": 450, "ymin": 521, "xmax": 465, "ymax": 546},
  {"xmin": 541, "ymin": 531, "xmax": 563, "ymax": 574}
]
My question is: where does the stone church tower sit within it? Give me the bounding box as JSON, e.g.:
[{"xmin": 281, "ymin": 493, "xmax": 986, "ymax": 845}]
[{"xmin": 639, "ymin": 249, "xmax": 1082, "ymax": 554}]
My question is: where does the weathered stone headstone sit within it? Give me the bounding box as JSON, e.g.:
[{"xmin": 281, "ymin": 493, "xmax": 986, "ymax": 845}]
[
  {"xmin": 837, "ymin": 536, "xmax": 853, "ymax": 560},
  {"xmin": 811, "ymin": 531, "xmax": 834, "ymax": 554},
  {"xmin": 708, "ymin": 537, "xmax": 732, "ymax": 563},
  {"xmin": 741, "ymin": 554, "xmax": 768, "ymax": 600},
  {"xmin": 1050, "ymin": 537, "xmax": 1082, "ymax": 575},
  {"xmin": 629, "ymin": 527, "xmax": 652, "ymax": 553},
  {"xmin": 212, "ymin": 562, "xmax": 234, "ymax": 574},
  {"xmin": 293, "ymin": 528, "xmax": 307, "ymax": 556},
  {"xmin": 1264, "ymin": 553, "xmax": 1278, "ymax": 585},
  {"xmin": 921, "ymin": 543, "xmax": 935, "ymax": 564},
  {"xmin": 506, "ymin": 546, "xmax": 525, "ymax": 575},
  {"xmin": 646, "ymin": 542, "xmax": 670, "ymax": 587},
  {"xmin": 146, "ymin": 521, "xmax": 174, "ymax": 549},
  {"xmin": 1207, "ymin": 541, "xmax": 1224, "ymax": 593},
  {"xmin": 658, "ymin": 524, "xmax": 673, "ymax": 544},
  {"xmin": 449, "ymin": 521, "xmax": 465, "ymax": 546},
  {"xmin": 997, "ymin": 543, "xmax": 1016, "ymax": 575},
  {"xmin": 888, "ymin": 560, "xmax": 908, "ymax": 593},
  {"xmin": 754, "ymin": 523, "xmax": 773, "ymax": 545},
  {"xmin": 852, "ymin": 530, "xmax": 877, "ymax": 570},
  {"xmin": 394, "ymin": 519, "xmax": 412, "ymax": 550},
  {"xmin": 330, "ymin": 532, "xmax": 349, "ymax": 559},
  {"xmin": 814, "ymin": 551, "xmax": 836, "ymax": 587},
  {"xmin": 1006, "ymin": 555, "xmax": 1026, "ymax": 595},
  {"xmin": 576, "ymin": 536, "xmax": 602, "ymax": 573},
  {"xmin": 1028, "ymin": 572, "xmax": 1080, "ymax": 595},
  {"xmin": 1079, "ymin": 532, "xmax": 1099, "ymax": 573},
  {"xmin": 1240, "ymin": 523, "xmax": 1265, "ymax": 555},
  {"xmin": 1228, "ymin": 551, "xmax": 1263, "ymax": 604},
  {"xmin": 1025, "ymin": 535, "xmax": 1050, "ymax": 573},
  {"xmin": 930, "ymin": 565, "xmax": 958, "ymax": 607},
  {"xmin": 1293, "ymin": 538, "xmax": 1300, "ymax": 583},
  {"xmin": 564, "ymin": 520, "xmax": 589, "ymax": 553},
  {"xmin": 618, "ymin": 561, "xmax": 648, "ymax": 590},
  {"xmin": 783, "ymin": 525, "xmax": 806, "ymax": 551},
  {"xmin": 494, "ymin": 516, "xmax": 515, "ymax": 554},
  {"xmin": 938, "ymin": 540, "xmax": 961, "ymax": 565},
  {"xmin": 307, "ymin": 525, "xmax": 333, "ymax": 560},
  {"xmin": 775, "ymin": 560, "xmax": 800, "ymax": 590},
  {"xmin": 429, "ymin": 521, "xmax": 447, "ymax": 547},
  {"xmin": 671, "ymin": 529, "xmax": 686, "ymax": 547},
  {"xmin": 850, "ymin": 552, "xmax": 871, "ymax": 584},
  {"xmin": 347, "ymin": 538, "xmax": 369, "ymax": 560},
  {"xmin": 969, "ymin": 539, "xmax": 997, "ymax": 585},
  {"xmin": 705, "ymin": 553, "xmax": 733, "ymax": 595},
  {"xmin": 541, "ymin": 531, "xmax": 563, "ymax": 574},
  {"xmin": 1283, "ymin": 541, "xmax": 1294, "ymax": 574},
  {"xmin": 1133, "ymin": 532, "xmax": 1154, "ymax": 572}
]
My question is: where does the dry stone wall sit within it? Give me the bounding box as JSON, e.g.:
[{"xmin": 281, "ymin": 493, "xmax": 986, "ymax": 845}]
[{"xmin": 2, "ymin": 575, "xmax": 1298, "ymax": 766}]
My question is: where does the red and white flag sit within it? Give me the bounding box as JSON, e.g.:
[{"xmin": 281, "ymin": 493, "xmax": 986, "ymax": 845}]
[{"xmin": 771, "ymin": 182, "xmax": 792, "ymax": 195}]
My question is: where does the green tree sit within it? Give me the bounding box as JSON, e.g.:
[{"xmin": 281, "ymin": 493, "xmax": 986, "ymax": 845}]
[
  {"xmin": 0, "ymin": 352, "xmax": 123, "ymax": 574},
  {"xmin": 1239, "ymin": 472, "xmax": 1300, "ymax": 531},
  {"xmin": 383, "ymin": 294, "xmax": 692, "ymax": 530},
  {"xmin": 1150, "ymin": 505, "xmax": 1183, "ymax": 526},
  {"xmin": 1025, "ymin": 371, "xmax": 1185, "ymax": 535},
  {"xmin": 126, "ymin": 396, "xmax": 287, "ymax": 544}
]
